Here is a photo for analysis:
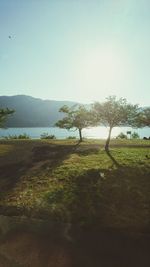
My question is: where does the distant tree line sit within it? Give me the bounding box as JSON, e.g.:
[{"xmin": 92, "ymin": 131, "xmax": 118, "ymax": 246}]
[{"xmin": 56, "ymin": 96, "xmax": 150, "ymax": 151}]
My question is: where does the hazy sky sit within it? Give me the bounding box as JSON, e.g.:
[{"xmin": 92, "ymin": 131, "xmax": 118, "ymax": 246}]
[{"xmin": 0, "ymin": 0, "xmax": 150, "ymax": 105}]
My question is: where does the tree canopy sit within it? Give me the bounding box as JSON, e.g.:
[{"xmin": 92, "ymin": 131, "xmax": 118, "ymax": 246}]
[
  {"xmin": 92, "ymin": 96, "xmax": 139, "ymax": 150},
  {"xmin": 134, "ymin": 107, "xmax": 150, "ymax": 127},
  {"xmin": 55, "ymin": 105, "xmax": 93, "ymax": 141}
]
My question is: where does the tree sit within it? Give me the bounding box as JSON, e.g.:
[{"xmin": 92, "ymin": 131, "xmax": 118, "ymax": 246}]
[
  {"xmin": 92, "ymin": 96, "xmax": 138, "ymax": 151},
  {"xmin": 55, "ymin": 105, "xmax": 93, "ymax": 142},
  {"xmin": 0, "ymin": 108, "xmax": 14, "ymax": 127},
  {"xmin": 131, "ymin": 132, "xmax": 140, "ymax": 139},
  {"xmin": 135, "ymin": 107, "xmax": 150, "ymax": 127}
]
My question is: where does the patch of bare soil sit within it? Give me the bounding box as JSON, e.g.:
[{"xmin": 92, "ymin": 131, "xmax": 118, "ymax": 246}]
[
  {"xmin": 0, "ymin": 231, "xmax": 72, "ymax": 267},
  {"xmin": 0, "ymin": 216, "xmax": 150, "ymax": 267}
]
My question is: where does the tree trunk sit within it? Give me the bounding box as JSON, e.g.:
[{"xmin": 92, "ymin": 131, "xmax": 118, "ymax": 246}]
[
  {"xmin": 79, "ymin": 128, "xmax": 83, "ymax": 142},
  {"xmin": 105, "ymin": 127, "xmax": 112, "ymax": 151}
]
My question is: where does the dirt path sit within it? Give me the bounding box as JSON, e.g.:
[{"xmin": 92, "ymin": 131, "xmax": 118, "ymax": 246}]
[{"xmin": 0, "ymin": 216, "xmax": 150, "ymax": 267}]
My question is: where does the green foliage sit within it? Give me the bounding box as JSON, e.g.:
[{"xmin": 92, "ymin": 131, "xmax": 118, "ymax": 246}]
[
  {"xmin": 40, "ymin": 132, "xmax": 56, "ymax": 139},
  {"xmin": 56, "ymin": 104, "xmax": 93, "ymax": 141},
  {"xmin": 56, "ymin": 104, "xmax": 93, "ymax": 130},
  {"xmin": 116, "ymin": 132, "xmax": 127, "ymax": 139},
  {"xmin": 131, "ymin": 132, "xmax": 140, "ymax": 139},
  {"xmin": 4, "ymin": 133, "xmax": 30, "ymax": 139},
  {"xmin": 66, "ymin": 136, "xmax": 77, "ymax": 139},
  {"xmin": 134, "ymin": 107, "xmax": 150, "ymax": 127},
  {"xmin": 92, "ymin": 96, "xmax": 139, "ymax": 150},
  {"xmin": 93, "ymin": 96, "xmax": 138, "ymax": 128},
  {"xmin": 0, "ymin": 108, "xmax": 15, "ymax": 127}
]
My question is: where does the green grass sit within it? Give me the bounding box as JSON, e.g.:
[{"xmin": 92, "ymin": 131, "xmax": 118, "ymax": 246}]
[{"xmin": 0, "ymin": 139, "xmax": 150, "ymax": 230}]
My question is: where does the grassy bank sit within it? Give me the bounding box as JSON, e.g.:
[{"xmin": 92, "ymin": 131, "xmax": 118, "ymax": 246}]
[{"xmin": 0, "ymin": 139, "xmax": 150, "ymax": 230}]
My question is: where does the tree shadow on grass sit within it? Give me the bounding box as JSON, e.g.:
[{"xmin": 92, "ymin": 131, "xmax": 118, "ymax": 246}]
[
  {"xmin": 1, "ymin": 142, "xmax": 150, "ymax": 228},
  {"xmin": 0, "ymin": 161, "xmax": 32, "ymax": 198},
  {"xmin": 0, "ymin": 142, "xmax": 111, "ymax": 201},
  {"xmin": 106, "ymin": 150, "xmax": 120, "ymax": 168},
  {"xmin": 31, "ymin": 142, "xmax": 81, "ymax": 170},
  {"xmin": 30, "ymin": 143, "xmax": 103, "ymax": 178},
  {"xmin": 39, "ymin": 165, "xmax": 150, "ymax": 266},
  {"xmin": 0, "ymin": 142, "xmax": 150, "ymax": 267},
  {"xmin": 68, "ymin": 165, "xmax": 150, "ymax": 267},
  {"xmin": 0, "ymin": 142, "xmax": 81, "ymax": 199},
  {"xmin": 31, "ymin": 143, "xmax": 100, "ymax": 162},
  {"xmin": 43, "ymin": 164, "xmax": 150, "ymax": 228},
  {"xmin": 75, "ymin": 145, "xmax": 100, "ymax": 156}
]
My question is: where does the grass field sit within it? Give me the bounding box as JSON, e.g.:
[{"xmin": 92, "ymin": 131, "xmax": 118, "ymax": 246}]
[{"xmin": 0, "ymin": 138, "xmax": 150, "ymax": 230}]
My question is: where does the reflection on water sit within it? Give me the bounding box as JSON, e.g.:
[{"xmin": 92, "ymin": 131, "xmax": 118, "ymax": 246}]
[
  {"xmin": 0, "ymin": 215, "xmax": 150, "ymax": 267},
  {"xmin": 0, "ymin": 126, "xmax": 150, "ymax": 139}
]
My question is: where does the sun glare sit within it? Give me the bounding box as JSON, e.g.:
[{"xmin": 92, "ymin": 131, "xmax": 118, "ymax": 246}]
[{"xmin": 77, "ymin": 47, "xmax": 122, "ymax": 95}]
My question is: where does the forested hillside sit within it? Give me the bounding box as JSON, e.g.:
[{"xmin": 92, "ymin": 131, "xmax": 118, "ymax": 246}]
[{"xmin": 0, "ymin": 95, "xmax": 77, "ymax": 127}]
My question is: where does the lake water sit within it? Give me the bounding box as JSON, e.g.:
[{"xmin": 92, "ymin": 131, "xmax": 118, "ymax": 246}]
[{"xmin": 0, "ymin": 126, "xmax": 149, "ymax": 139}]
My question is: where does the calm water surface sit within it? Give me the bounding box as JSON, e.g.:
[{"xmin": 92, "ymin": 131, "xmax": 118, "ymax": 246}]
[{"xmin": 0, "ymin": 126, "xmax": 149, "ymax": 139}]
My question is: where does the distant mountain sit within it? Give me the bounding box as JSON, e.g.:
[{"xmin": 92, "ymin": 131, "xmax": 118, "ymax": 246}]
[{"xmin": 0, "ymin": 95, "xmax": 78, "ymax": 127}]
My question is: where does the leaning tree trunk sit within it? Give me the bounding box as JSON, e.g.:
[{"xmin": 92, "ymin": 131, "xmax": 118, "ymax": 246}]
[
  {"xmin": 105, "ymin": 126, "xmax": 112, "ymax": 151},
  {"xmin": 78, "ymin": 128, "xmax": 83, "ymax": 142}
]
